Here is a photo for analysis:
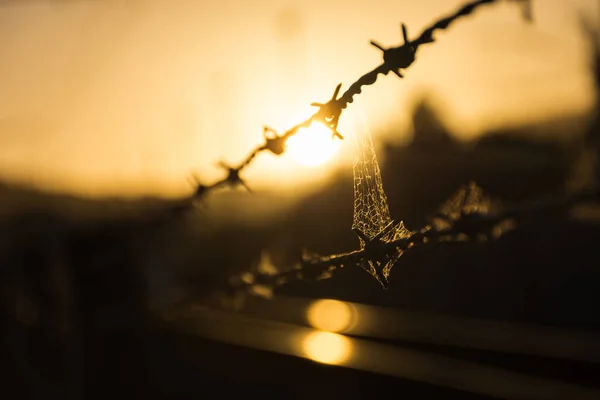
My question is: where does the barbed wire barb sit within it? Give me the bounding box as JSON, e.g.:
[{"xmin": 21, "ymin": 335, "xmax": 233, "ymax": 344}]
[
  {"xmin": 182, "ymin": 0, "xmax": 510, "ymax": 208},
  {"xmin": 170, "ymin": 0, "xmax": 539, "ymax": 296},
  {"xmin": 310, "ymin": 83, "xmax": 345, "ymax": 139}
]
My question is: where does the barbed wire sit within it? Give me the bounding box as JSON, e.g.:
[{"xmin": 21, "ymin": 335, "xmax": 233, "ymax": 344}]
[
  {"xmin": 182, "ymin": 0, "xmax": 530, "ymax": 206},
  {"xmin": 224, "ymin": 181, "xmax": 589, "ymax": 304},
  {"xmin": 161, "ymin": 0, "xmax": 539, "ymax": 302}
]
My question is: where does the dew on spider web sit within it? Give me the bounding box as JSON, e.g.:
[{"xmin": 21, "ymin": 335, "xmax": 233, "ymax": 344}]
[{"xmin": 349, "ymin": 109, "xmax": 412, "ymax": 282}]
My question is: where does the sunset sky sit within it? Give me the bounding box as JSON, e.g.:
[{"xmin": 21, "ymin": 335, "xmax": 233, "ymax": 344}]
[{"xmin": 0, "ymin": 0, "xmax": 599, "ymax": 198}]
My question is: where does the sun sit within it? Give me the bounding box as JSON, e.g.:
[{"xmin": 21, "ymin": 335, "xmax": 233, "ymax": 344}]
[{"xmin": 285, "ymin": 122, "xmax": 341, "ymax": 166}]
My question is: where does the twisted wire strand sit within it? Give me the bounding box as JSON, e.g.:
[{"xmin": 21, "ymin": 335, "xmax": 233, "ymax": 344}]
[{"xmin": 184, "ymin": 0, "xmax": 503, "ymax": 205}]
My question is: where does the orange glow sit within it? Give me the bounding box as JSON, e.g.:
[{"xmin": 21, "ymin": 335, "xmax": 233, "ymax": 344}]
[
  {"xmin": 306, "ymin": 299, "xmax": 356, "ymax": 333},
  {"xmin": 0, "ymin": 1, "xmax": 597, "ymax": 198},
  {"xmin": 302, "ymin": 331, "xmax": 352, "ymax": 365},
  {"xmin": 286, "ymin": 122, "xmax": 341, "ymax": 166}
]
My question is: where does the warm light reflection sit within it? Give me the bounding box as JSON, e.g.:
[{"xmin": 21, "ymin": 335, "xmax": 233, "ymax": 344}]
[
  {"xmin": 0, "ymin": 1, "xmax": 594, "ymax": 198},
  {"xmin": 302, "ymin": 331, "xmax": 352, "ymax": 365},
  {"xmin": 306, "ymin": 299, "xmax": 356, "ymax": 333},
  {"xmin": 285, "ymin": 122, "xmax": 340, "ymax": 166}
]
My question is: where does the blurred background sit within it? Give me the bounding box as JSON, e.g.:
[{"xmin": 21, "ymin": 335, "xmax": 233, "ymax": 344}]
[
  {"xmin": 0, "ymin": 0, "xmax": 598, "ymax": 196},
  {"xmin": 2, "ymin": 0, "xmax": 600, "ymax": 399}
]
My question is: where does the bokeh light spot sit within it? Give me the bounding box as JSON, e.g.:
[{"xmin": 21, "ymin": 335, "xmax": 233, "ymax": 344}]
[
  {"xmin": 302, "ymin": 331, "xmax": 352, "ymax": 365},
  {"xmin": 307, "ymin": 299, "xmax": 355, "ymax": 333}
]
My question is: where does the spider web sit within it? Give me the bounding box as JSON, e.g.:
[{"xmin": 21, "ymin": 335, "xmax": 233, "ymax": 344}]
[
  {"xmin": 440, "ymin": 182, "xmax": 491, "ymax": 215},
  {"xmin": 431, "ymin": 182, "xmax": 493, "ymax": 230},
  {"xmin": 350, "ymin": 111, "xmax": 412, "ymax": 281}
]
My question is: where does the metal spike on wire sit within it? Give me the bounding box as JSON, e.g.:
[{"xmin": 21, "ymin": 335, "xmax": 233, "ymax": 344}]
[
  {"xmin": 261, "ymin": 126, "xmax": 287, "ymax": 155},
  {"xmin": 370, "ymin": 23, "xmax": 424, "ymax": 78},
  {"xmin": 310, "ymin": 83, "xmax": 345, "ymax": 140},
  {"xmin": 188, "ymin": 173, "xmax": 208, "ymax": 199},
  {"xmin": 218, "ymin": 0, "xmax": 539, "ymax": 299},
  {"xmin": 185, "ymin": 0, "xmax": 524, "ymax": 203},
  {"xmin": 216, "ymin": 161, "xmax": 251, "ymax": 192}
]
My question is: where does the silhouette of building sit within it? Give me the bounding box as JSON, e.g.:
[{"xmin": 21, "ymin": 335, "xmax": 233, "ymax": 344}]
[
  {"xmin": 408, "ymin": 96, "xmax": 455, "ymax": 148},
  {"xmin": 568, "ymin": 20, "xmax": 600, "ymax": 193}
]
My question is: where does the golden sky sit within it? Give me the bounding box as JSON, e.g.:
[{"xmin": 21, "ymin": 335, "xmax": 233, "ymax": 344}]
[{"xmin": 0, "ymin": 0, "xmax": 598, "ymax": 198}]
